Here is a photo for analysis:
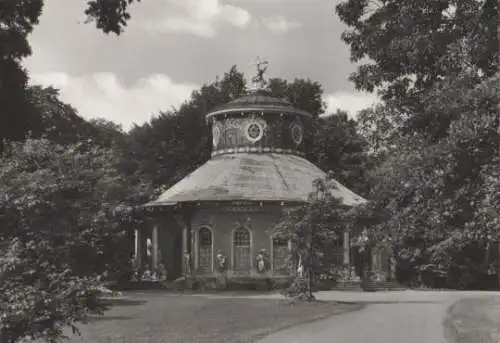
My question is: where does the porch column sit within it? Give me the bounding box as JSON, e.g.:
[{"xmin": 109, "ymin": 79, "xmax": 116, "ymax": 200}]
[
  {"xmin": 194, "ymin": 229, "xmax": 199, "ymax": 271},
  {"xmin": 152, "ymin": 225, "xmax": 159, "ymax": 270},
  {"xmin": 343, "ymin": 230, "xmax": 350, "ymax": 265},
  {"xmin": 371, "ymin": 248, "xmax": 378, "ymax": 271},
  {"xmin": 134, "ymin": 229, "xmax": 142, "ymax": 271},
  {"xmin": 182, "ymin": 225, "xmax": 188, "ymax": 274}
]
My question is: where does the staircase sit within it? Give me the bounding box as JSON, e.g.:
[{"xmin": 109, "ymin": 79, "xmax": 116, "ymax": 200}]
[
  {"xmin": 361, "ymin": 279, "xmax": 406, "ymax": 292},
  {"xmin": 331, "ymin": 281, "xmax": 363, "ymax": 291}
]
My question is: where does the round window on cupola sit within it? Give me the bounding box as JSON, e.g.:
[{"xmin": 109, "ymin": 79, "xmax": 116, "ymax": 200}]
[
  {"xmin": 290, "ymin": 120, "xmax": 304, "ymax": 146},
  {"xmin": 212, "ymin": 122, "xmax": 222, "ymax": 148},
  {"xmin": 245, "ymin": 120, "xmax": 264, "ymax": 143}
]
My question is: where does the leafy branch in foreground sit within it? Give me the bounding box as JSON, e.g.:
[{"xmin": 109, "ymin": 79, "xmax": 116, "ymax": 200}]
[{"xmin": 0, "ymin": 138, "xmax": 152, "ymax": 342}]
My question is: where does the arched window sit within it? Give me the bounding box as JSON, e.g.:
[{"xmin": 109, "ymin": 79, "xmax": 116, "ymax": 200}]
[
  {"xmin": 233, "ymin": 227, "xmax": 251, "ymax": 271},
  {"xmin": 198, "ymin": 227, "xmax": 212, "ymax": 273},
  {"xmin": 272, "ymin": 236, "xmax": 289, "ymax": 275}
]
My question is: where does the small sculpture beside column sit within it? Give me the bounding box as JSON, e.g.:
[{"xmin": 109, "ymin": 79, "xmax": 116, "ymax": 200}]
[
  {"xmin": 297, "ymin": 255, "xmax": 304, "ymax": 278},
  {"xmin": 215, "ymin": 250, "xmax": 228, "ymax": 289},
  {"xmin": 183, "ymin": 250, "xmax": 192, "ymax": 276},
  {"xmin": 256, "ymin": 249, "xmax": 270, "ymax": 274}
]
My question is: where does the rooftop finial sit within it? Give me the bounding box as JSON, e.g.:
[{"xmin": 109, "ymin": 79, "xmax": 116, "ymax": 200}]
[{"xmin": 250, "ymin": 56, "xmax": 269, "ymax": 92}]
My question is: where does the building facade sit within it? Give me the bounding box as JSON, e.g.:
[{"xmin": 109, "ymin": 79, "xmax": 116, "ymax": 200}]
[{"xmin": 136, "ymin": 91, "xmax": 367, "ymax": 281}]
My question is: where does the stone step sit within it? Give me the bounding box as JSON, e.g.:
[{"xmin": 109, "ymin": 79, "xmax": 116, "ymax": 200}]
[
  {"xmin": 361, "ymin": 280, "xmax": 406, "ymax": 292},
  {"xmin": 331, "ymin": 281, "xmax": 363, "ymax": 292}
]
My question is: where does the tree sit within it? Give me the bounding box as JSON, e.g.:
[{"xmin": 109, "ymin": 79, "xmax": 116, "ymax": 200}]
[
  {"xmin": 0, "ymin": 0, "xmax": 143, "ymax": 151},
  {"xmin": 88, "ymin": 118, "xmax": 126, "ymax": 148},
  {"xmin": 274, "ymin": 176, "xmax": 350, "ymax": 300},
  {"xmin": 308, "ymin": 110, "xmax": 373, "ymax": 197},
  {"xmin": 337, "ymin": 0, "xmax": 499, "ymax": 288},
  {"xmin": 336, "ymin": 0, "xmax": 498, "ymax": 140},
  {"xmin": 0, "ymin": 138, "xmax": 153, "ymax": 342},
  {"xmin": 123, "ymin": 66, "xmax": 247, "ymax": 190},
  {"xmin": 267, "ymin": 78, "xmax": 326, "ymax": 117},
  {"xmin": 26, "ymin": 86, "xmax": 112, "ymax": 147},
  {"xmin": 353, "ymin": 71, "xmax": 500, "ymax": 288}
]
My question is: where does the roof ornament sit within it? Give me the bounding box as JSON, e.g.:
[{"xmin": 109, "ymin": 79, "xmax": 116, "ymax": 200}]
[{"xmin": 249, "ymin": 56, "xmax": 269, "ymax": 92}]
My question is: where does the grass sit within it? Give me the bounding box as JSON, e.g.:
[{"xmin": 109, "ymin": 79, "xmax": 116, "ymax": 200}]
[
  {"xmin": 68, "ymin": 291, "xmax": 363, "ymax": 343},
  {"xmin": 444, "ymin": 297, "xmax": 500, "ymax": 343}
]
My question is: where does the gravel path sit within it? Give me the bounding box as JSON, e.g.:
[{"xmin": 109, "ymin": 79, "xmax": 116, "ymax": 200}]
[{"xmin": 254, "ymin": 290, "xmax": 500, "ymax": 343}]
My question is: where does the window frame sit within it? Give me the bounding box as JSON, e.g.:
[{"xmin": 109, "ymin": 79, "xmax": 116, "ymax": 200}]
[
  {"xmin": 231, "ymin": 226, "xmax": 253, "ymax": 271},
  {"xmin": 195, "ymin": 226, "xmax": 214, "ymax": 273}
]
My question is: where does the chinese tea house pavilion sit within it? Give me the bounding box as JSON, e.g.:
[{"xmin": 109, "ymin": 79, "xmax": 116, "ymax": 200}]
[{"xmin": 136, "ymin": 63, "xmax": 368, "ymax": 282}]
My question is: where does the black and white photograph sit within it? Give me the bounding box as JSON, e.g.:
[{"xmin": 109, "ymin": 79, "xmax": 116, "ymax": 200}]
[{"xmin": 0, "ymin": 0, "xmax": 499, "ymax": 342}]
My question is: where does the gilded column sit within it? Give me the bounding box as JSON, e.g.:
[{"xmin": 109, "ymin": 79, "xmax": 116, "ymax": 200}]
[
  {"xmin": 134, "ymin": 229, "xmax": 142, "ymax": 271},
  {"xmin": 152, "ymin": 225, "xmax": 159, "ymax": 270},
  {"xmin": 343, "ymin": 230, "xmax": 350, "ymax": 265},
  {"xmin": 193, "ymin": 229, "xmax": 199, "ymax": 271},
  {"xmin": 182, "ymin": 225, "xmax": 189, "ymax": 274}
]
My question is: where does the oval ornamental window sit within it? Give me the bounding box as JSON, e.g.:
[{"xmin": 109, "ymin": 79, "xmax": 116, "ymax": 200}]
[
  {"xmin": 290, "ymin": 122, "xmax": 303, "ymax": 145},
  {"xmin": 245, "ymin": 121, "xmax": 264, "ymax": 143},
  {"xmin": 212, "ymin": 123, "xmax": 221, "ymax": 148}
]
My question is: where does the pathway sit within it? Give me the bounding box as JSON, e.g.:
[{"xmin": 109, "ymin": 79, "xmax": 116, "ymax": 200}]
[{"xmin": 253, "ymin": 290, "xmax": 500, "ymax": 343}]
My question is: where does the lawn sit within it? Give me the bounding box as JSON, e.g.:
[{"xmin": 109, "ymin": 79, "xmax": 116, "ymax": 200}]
[
  {"xmin": 444, "ymin": 297, "xmax": 500, "ymax": 343},
  {"xmin": 67, "ymin": 291, "xmax": 362, "ymax": 343}
]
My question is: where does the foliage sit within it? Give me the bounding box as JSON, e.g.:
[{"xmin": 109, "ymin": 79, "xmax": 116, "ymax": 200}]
[
  {"xmin": 0, "ymin": 239, "xmax": 106, "ymax": 343},
  {"xmin": 337, "ymin": 0, "xmax": 499, "ymax": 289},
  {"xmin": 0, "ymin": 0, "xmax": 143, "ymax": 152},
  {"xmin": 275, "ymin": 175, "xmax": 351, "ymax": 299},
  {"xmin": 0, "ymin": 138, "xmax": 153, "ymax": 342},
  {"xmin": 267, "ymin": 78, "xmax": 326, "ymax": 117},
  {"xmin": 309, "ymin": 110, "xmax": 374, "ymax": 197},
  {"xmin": 336, "ymin": 0, "xmax": 498, "ymax": 140},
  {"xmin": 123, "ymin": 66, "xmax": 246, "ymax": 190},
  {"xmin": 26, "ymin": 86, "xmax": 118, "ymax": 147},
  {"xmin": 84, "ymin": 0, "xmax": 143, "ymax": 35}
]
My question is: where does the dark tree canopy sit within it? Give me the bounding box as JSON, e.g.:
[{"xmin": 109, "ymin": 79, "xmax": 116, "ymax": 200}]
[
  {"xmin": 84, "ymin": 0, "xmax": 143, "ymax": 35},
  {"xmin": 308, "ymin": 110, "xmax": 373, "ymax": 197},
  {"xmin": 336, "ymin": 0, "xmax": 498, "ymax": 139},
  {"xmin": 337, "ymin": 0, "xmax": 500, "ymax": 289},
  {"xmin": 0, "ymin": 0, "xmax": 144, "ymax": 151}
]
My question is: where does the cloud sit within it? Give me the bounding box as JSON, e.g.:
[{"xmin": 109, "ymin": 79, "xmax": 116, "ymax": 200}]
[
  {"xmin": 261, "ymin": 15, "xmax": 303, "ymax": 34},
  {"xmin": 141, "ymin": 0, "xmax": 251, "ymax": 38},
  {"xmin": 30, "ymin": 72, "xmax": 199, "ymax": 131},
  {"xmin": 324, "ymin": 91, "xmax": 380, "ymax": 118}
]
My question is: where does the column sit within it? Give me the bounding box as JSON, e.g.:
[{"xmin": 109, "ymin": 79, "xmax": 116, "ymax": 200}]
[
  {"xmin": 182, "ymin": 225, "xmax": 189, "ymax": 275},
  {"xmin": 194, "ymin": 229, "xmax": 199, "ymax": 271},
  {"xmin": 134, "ymin": 229, "xmax": 142, "ymax": 271},
  {"xmin": 343, "ymin": 230, "xmax": 350, "ymax": 265},
  {"xmin": 152, "ymin": 225, "xmax": 159, "ymax": 270},
  {"xmin": 371, "ymin": 249, "xmax": 378, "ymax": 271}
]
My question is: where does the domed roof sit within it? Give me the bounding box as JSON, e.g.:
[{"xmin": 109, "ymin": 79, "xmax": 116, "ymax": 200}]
[
  {"xmin": 144, "ymin": 153, "xmax": 366, "ymax": 207},
  {"xmin": 206, "ymin": 91, "xmax": 312, "ymax": 119}
]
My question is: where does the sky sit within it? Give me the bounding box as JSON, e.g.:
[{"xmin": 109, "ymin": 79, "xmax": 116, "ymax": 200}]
[{"xmin": 24, "ymin": 0, "xmax": 379, "ymax": 131}]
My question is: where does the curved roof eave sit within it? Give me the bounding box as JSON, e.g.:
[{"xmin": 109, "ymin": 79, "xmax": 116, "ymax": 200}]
[
  {"xmin": 206, "ymin": 107, "xmax": 312, "ymax": 119},
  {"xmin": 142, "ymin": 153, "xmax": 367, "ymax": 208}
]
